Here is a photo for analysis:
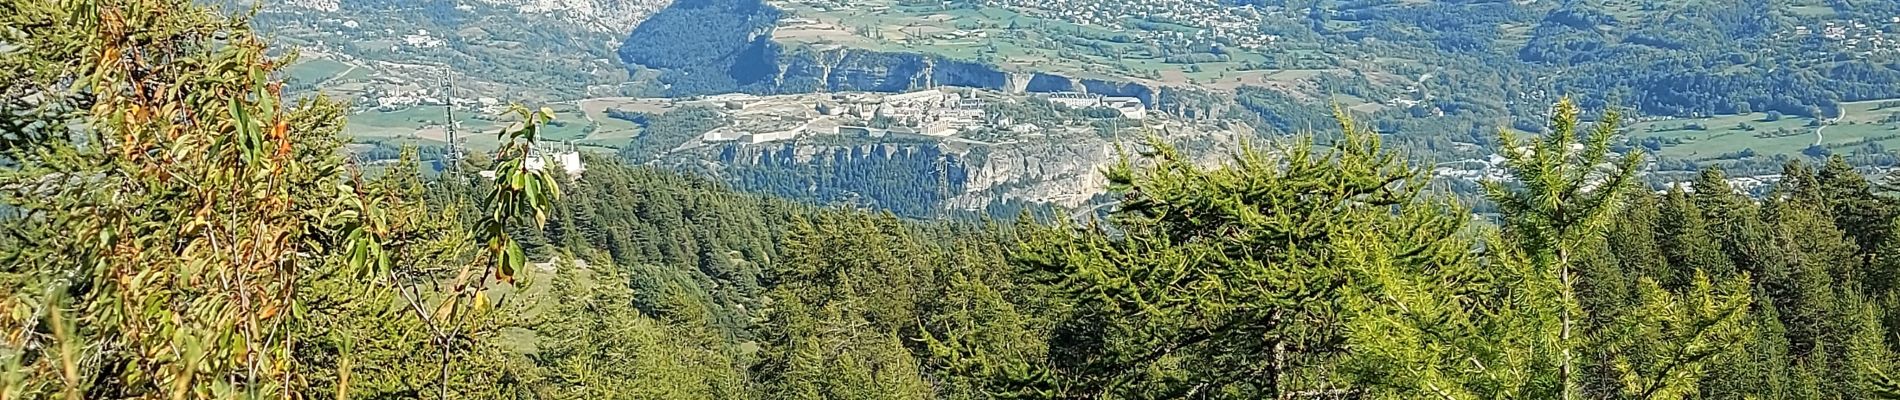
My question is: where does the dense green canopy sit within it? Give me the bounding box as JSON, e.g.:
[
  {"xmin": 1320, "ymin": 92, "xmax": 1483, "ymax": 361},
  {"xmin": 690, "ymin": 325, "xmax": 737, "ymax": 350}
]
[{"xmin": 2, "ymin": 1, "xmax": 1898, "ymax": 399}]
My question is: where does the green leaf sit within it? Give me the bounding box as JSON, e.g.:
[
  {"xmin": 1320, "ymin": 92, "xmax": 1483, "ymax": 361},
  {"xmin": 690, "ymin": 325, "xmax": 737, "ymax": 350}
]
[
  {"xmin": 373, "ymin": 241, "xmax": 391, "ymax": 274},
  {"xmin": 347, "ymin": 236, "xmax": 367, "ymax": 272},
  {"xmin": 538, "ymin": 171, "xmax": 562, "ymax": 200},
  {"xmin": 229, "ymin": 97, "xmax": 260, "ymax": 161},
  {"xmin": 499, "ymin": 239, "xmax": 526, "ymax": 283},
  {"xmin": 523, "ymin": 177, "xmax": 542, "ymax": 209},
  {"xmin": 256, "ymin": 82, "xmax": 275, "ymax": 116}
]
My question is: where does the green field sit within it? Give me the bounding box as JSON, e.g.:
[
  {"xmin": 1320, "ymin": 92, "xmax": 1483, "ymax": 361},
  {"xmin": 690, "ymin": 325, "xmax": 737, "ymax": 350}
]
[
  {"xmin": 1336, "ymin": 94, "xmax": 1385, "ymax": 114},
  {"xmin": 1629, "ymin": 102, "xmax": 1900, "ymax": 160},
  {"xmin": 333, "ymin": 64, "xmax": 372, "ymax": 82},
  {"xmin": 593, "ymin": 116, "xmax": 641, "ymax": 133},
  {"xmin": 346, "ymin": 108, "xmax": 437, "ymax": 138},
  {"xmin": 285, "ymin": 58, "xmax": 353, "ymax": 84},
  {"xmin": 1597, "ymin": 0, "xmax": 1731, "ymax": 22},
  {"xmin": 578, "ymin": 124, "xmax": 643, "ymax": 148},
  {"xmin": 536, "ymin": 104, "xmax": 593, "ymax": 142},
  {"xmin": 348, "ymin": 104, "xmax": 646, "ymax": 150},
  {"xmin": 574, "ymin": 114, "xmax": 645, "ymax": 147},
  {"xmin": 1839, "ymin": 100, "xmax": 1900, "ymax": 124},
  {"xmin": 345, "ymin": 107, "xmax": 505, "ymax": 148}
]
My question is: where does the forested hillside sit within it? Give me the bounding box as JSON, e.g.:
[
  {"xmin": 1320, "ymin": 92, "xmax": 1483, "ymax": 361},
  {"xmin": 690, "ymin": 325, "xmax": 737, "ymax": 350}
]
[
  {"xmin": 7, "ymin": 1, "xmax": 1900, "ymax": 399},
  {"xmin": 615, "ymin": 0, "xmax": 783, "ymax": 95},
  {"xmin": 621, "ymin": 0, "xmax": 1900, "ymax": 117},
  {"xmin": 709, "ymin": 143, "xmax": 972, "ymax": 217}
]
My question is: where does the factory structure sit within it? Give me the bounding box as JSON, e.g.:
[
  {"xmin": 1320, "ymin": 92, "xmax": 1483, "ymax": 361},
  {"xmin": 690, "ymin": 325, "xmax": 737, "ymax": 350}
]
[{"xmin": 690, "ymin": 88, "xmax": 1149, "ymax": 146}]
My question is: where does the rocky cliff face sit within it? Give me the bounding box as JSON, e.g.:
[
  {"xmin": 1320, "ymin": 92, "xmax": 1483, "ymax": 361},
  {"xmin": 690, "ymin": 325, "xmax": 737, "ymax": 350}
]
[
  {"xmin": 949, "ymin": 125, "xmax": 1247, "ymax": 210},
  {"xmin": 618, "ymin": 0, "xmax": 1162, "ymax": 101},
  {"xmin": 697, "ymin": 121, "xmax": 1247, "ymax": 215},
  {"xmin": 949, "ymin": 140, "xmax": 1116, "ymax": 209},
  {"xmin": 707, "ymin": 139, "xmax": 1106, "ymax": 212},
  {"xmin": 761, "ymin": 46, "xmax": 1158, "ymax": 103}
]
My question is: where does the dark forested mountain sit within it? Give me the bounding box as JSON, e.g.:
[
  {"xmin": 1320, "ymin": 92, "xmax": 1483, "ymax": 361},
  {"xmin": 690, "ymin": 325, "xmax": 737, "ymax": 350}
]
[
  {"xmin": 615, "ymin": 0, "xmax": 783, "ymax": 95},
  {"xmin": 707, "ymin": 143, "xmax": 972, "ymax": 217}
]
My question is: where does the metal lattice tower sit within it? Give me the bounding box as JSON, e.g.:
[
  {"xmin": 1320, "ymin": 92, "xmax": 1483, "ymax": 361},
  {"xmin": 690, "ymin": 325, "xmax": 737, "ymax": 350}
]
[{"xmin": 441, "ymin": 67, "xmax": 460, "ymax": 166}]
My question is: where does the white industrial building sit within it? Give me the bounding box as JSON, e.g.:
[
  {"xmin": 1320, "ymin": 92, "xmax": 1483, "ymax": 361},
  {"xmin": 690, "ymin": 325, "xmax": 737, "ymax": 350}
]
[
  {"xmin": 1042, "ymin": 92, "xmax": 1147, "ymax": 120},
  {"xmin": 1045, "ymin": 92, "xmax": 1104, "ymax": 109},
  {"xmin": 484, "ymin": 142, "xmax": 586, "ymax": 180},
  {"xmin": 1105, "ymin": 97, "xmax": 1146, "ymax": 120},
  {"xmin": 701, "ymin": 127, "xmax": 744, "ymax": 142},
  {"xmin": 741, "ymin": 126, "xmax": 802, "ymax": 144},
  {"xmin": 524, "ymin": 143, "xmax": 586, "ymax": 177}
]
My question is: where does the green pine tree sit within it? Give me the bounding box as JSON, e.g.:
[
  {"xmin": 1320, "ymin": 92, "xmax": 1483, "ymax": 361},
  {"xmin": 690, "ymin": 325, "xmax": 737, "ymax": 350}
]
[
  {"xmin": 1816, "ymin": 156, "xmax": 1898, "ymax": 279},
  {"xmin": 1598, "ymin": 272, "xmax": 1754, "ymax": 399},
  {"xmin": 1017, "ymin": 109, "xmax": 1468, "ymax": 398},
  {"xmin": 1657, "ymin": 187, "xmax": 1737, "ymax": 286},
  {"xmin": 1482, "ymin": 98, "xmax": 1644, "ymax": 399}
]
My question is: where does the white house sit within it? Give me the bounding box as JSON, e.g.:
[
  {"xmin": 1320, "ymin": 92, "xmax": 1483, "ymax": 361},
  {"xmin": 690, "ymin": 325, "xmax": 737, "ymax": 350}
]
[
  {"xmin": 702, "ymin": 127, "xmax": 743, "ymax": 142},
  {"xmin": 1104, "ymin": 97, "xmax": 1146, "ymax": 120},
  {"xmin": 522, "ymin": 144, "xmax": 586, "ymax": 177},
  {"xmin": 742, "ymin": 125, "xmax": 804, "ymax": 144}
]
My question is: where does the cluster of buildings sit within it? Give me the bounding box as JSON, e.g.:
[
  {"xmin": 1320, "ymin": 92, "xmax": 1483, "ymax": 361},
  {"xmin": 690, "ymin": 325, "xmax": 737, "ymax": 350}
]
[
  {"xmin": 1429, "ymin": 146, "xmax": 1802, "ymax": 196},
  {"xmin": 694, "ymin": 88, "xmax": 1149, "ymax": 145},
  {"xmin": 980, "ymin": 0, "xmax": 1279, "ymax": 51},
  {"xmin": 1780, "ymin": 17, "xmax": 1900, "ymax": 58},
  {"xmin": 1431, "ymin": 154, "xmax": 1511, "ymax": 182},
  {"xmin": 371, "ymin": 88, "xmax": 502, "ymax": 113},
  {"xmin": 776, "ymin": 0, "xmax": 884, "ymax": 13},
  {"xmin": 284, "ymin": 0, "xmax": 340, "ymax": 12},
  {"xmin": 1717, "ymin": 174, "xmax": 1782, "ymax": 194},
  {"xmin": 874, "ymin": 89, "xmax": 988, "ymax": 136},
  {"xmin": 1434, "ymin": 144, "xmax": 1595, "ymax": 183},
  {"xmin": 400, "ymin": 29, "xmax": 445, "ymax": 49},
  {"xmin": 477, "ymin": 142, "xmax": 587, "ymax": 179},
  {"xmin": 702, "ymin": 119, "xmax": 835, "ymax": 144},
  {"xmin": 1042, "ymin": 92, "xmax": 1147, "ymax": 120},
  {"xmin": 525, "ymin": 143, "xmax": 588, "ymax": 177}
]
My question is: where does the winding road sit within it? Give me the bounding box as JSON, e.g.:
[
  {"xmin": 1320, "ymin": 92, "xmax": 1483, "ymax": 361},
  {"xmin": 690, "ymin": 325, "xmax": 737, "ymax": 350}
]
[{"xmin": 1815, "ymin": 107, "xmax": 1846, "ymax": 146}]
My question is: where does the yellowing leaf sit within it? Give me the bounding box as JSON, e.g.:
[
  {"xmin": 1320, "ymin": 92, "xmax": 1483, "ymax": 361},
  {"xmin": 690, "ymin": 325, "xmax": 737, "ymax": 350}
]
[
  {"xmin": 473, "ymin": 292, "xmax": 490, "ymax": 313},
  {"xmin": 432, "ymin": 298, "xmax": 456, "ymax": 322}
]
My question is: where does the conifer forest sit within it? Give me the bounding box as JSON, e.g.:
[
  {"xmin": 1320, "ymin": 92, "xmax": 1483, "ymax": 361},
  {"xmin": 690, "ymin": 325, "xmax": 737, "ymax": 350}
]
[{"xmin": 4, "ymin": 0, "xmax": 1900, "ymax": 399}]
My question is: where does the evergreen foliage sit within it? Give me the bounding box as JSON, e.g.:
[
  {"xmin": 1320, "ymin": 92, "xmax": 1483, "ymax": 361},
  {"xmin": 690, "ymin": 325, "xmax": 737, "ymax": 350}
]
[{"xmin": 4, "ymin": 2, "xmax": 1900, "ymax": 399}]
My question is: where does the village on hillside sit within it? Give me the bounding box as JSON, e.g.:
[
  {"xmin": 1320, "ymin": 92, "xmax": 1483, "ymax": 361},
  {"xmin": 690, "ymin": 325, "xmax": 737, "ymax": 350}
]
[
  {"xmin": 1776, "ymin": 16, "xmax": 1900, "ymax": 59},
  {"xmin": 689, "ymin": 88, "xmax": 1148, "ymax": 146}
]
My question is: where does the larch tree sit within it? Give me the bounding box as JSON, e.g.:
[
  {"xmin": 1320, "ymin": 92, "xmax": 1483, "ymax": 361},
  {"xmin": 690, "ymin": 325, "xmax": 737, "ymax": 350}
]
[
  {"xmin": 1606, "ymin": 190, "xmax": 1666, "ymax": 293},
  {"xmin": 1016, "ymin": 109, "xmax": 1469, "ymax": 399},
  {"xmin": 1480, "ymin": 98, "xmax": 1754, "ymax": 400},
  {"xmin": 1482, "ymin": 98, "xmax": 1644, "ymax": 399}
]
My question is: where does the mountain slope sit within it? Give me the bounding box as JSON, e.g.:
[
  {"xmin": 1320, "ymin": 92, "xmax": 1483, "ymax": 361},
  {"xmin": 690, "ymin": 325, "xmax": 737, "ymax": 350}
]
[
  {"xmin": 254, "ymin": 0, "xmax": 676, "ymax": 100},
  {"xmin": 617, "ymin": 0, "xmax": 1900, "ymax": 118}
]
